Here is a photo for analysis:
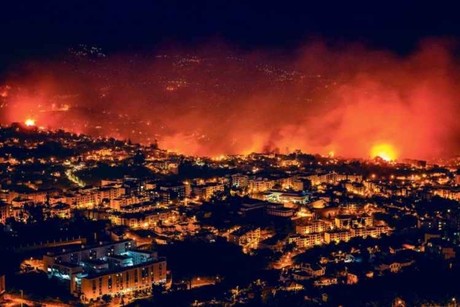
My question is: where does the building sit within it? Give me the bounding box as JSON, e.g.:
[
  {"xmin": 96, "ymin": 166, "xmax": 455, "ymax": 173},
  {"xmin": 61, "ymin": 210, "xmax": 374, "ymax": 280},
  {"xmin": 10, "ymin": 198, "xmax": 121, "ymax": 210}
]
[
  {"xmin": 44, "ymin": 240, "xmax": 135, "ymax": 270},
  {"xmin": 295, "ymin": 233, "xmax": 323, "ymax": 248},
  {"xmin": 346, "ymin": 272, "xmax": 359, "ymax": 284},
  {"xmin": 110, "ymin": 209, "xmax": 178, "ymax": 228},
  {"xmin": 290, "ymin": 178, "xmax": 306, "ymax": 192},
  {"xmin": 110, "ymin": 195, "xmax": 145, "ymax": 211},
  {"xmin": 64, "ymin": 186, "xmax": 125, "ymax": 208},
  {"xmin": 345, "ymin": 182, "xmax": 366, "ymax": 195},
  {"xmin": 248, "ymin": 178, "xmax": 276, "ymax": 193},
  {"xmin": 239, "ymin": 200, "xmax": 267, "ymax": 215},
  {"xmin": 266, "ymin": 203, "xmax": 295, "ymax": 217},
  {"xmin": 432, "ymin": 187, "xmax": 460, "ymax": 201},
  {"xmin": 292, "ymin": 263, "xmax": 325, "ymax": 281},
  {"xmin": 306, "ymin": 173, "xmax": 361, "ymax": 186},
  {"xmin": 334, "ymin": 214, "xmax": 374, "ymax": 230},
  {"xmin": 263, "ymin": 191, "xmax": 309, "ymax": 204},
  {"xmin": 43, "ymin": 239, "xmax": 167, "ymax": 302},
  {"xmin": 296, "ymin": 220, "xmax": 331, "ymax": 235},
  {"xmin": 351, "ymin": 226, "xmax": 390, "ymax": 238},
  {"xmin": 6, "ymin": 190, "xmax": 48, "ymax": 205},
  {"xmin": 229, "ymin": 227, "xmax": 261, "ymax": 251},
  {"xmin": 301, "ymin": 263, "xmax": 326, "ymax": 277},
  {"xmin": 313, "ymin": 276, "xmax": 338, "ymax": 287},
  {"xmin": 232, "ymin": 174, "xmax": 249, "ymax": 188},
  {"xmin": 192, "ymin": 183, "xmax": 225, "ymax": 200},
  {"xmin": 49, "ymin": 203, "xmax": 72, "ymax": 219},
  {"xmin": 324, "ymin": 230, "xmax": 352, "ymax": 244},
  {"xmin": 375, "ymin": 250, "xmax": 416, "ymax": 273},
  {"xmin": 158, "ymin": 182, "xmax": 186, "ymax": 202},
  {"xmin": 79, "ymin": 258, "xmax": 166, "ymax": 302},
  {"xmin": 0, "ymin": 202, "xmax": 12, "ymax": 224},
  {"xmin": 375, "ymin": 259, "xmax": 415, "ymax": 273},
  {"xmin": 334, "ymin": 215, "xmax": 353, "ymax": 229}
]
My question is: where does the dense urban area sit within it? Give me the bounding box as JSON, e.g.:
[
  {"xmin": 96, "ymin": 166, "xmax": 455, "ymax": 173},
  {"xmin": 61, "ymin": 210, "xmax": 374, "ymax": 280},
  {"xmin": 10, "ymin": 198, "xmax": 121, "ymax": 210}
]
[{"xmin": 0, "ymin": 122, "xmax": 458, "ymax": 306}]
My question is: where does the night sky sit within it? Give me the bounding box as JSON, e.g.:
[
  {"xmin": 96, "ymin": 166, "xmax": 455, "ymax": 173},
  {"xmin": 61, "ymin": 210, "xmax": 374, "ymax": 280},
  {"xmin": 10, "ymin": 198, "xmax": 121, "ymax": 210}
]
[{"xmin": 1, "ymin": 0, "xmax": 460, "ymax": 71}]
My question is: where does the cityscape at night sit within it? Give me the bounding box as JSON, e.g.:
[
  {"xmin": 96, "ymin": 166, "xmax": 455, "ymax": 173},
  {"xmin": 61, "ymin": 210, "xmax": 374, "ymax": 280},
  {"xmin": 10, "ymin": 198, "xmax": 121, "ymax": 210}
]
[{"xmin": 0, "ymin": 1, "xmax": 460, "ymax": 306}]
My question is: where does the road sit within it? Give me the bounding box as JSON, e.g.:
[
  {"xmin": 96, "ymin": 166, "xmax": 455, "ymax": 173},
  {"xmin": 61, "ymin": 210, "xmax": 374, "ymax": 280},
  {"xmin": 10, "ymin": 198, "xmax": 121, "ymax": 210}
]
[{"xmin": 3, "ymin": 294, "xmax": 72, "ymax": 307}]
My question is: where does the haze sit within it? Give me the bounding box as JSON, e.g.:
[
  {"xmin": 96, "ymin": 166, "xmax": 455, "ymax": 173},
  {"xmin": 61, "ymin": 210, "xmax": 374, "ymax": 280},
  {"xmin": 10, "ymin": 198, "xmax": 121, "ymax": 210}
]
[{"xmin": 1, "ymin": 40, "xmax": 459, "ymax": 159}]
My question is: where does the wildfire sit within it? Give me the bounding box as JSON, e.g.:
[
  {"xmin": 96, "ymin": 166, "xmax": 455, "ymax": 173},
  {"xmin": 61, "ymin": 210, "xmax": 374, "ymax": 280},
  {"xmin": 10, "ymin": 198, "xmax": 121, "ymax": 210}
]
[
  {"xmin": 24, "ymin": 119, "xmax": 36, "ymax": 127},
  {"xmin": 212, "ymin": 154, "xmax": 227, "ymax": 161},
  {"xmin": 1, "ymin": 41, "xmax": 458, "ymax": 159},
  {"xmin": 371, "ymin": 143, "xmax": 397, "ymax": 161}
]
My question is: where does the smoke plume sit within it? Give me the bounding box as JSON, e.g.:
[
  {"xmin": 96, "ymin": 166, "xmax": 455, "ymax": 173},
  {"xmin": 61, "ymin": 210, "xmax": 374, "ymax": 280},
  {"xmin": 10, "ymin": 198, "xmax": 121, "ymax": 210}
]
[{"xmin": 1, "ymin": 40, "xmax": 459, "ymax": 159}]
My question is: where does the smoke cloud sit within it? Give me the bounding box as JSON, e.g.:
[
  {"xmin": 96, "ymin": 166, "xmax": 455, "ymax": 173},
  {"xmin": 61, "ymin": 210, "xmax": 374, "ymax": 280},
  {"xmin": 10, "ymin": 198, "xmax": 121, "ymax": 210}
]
[{"xmin": 1, "ymin": 40, "xmax": 459, "ymax": 159}]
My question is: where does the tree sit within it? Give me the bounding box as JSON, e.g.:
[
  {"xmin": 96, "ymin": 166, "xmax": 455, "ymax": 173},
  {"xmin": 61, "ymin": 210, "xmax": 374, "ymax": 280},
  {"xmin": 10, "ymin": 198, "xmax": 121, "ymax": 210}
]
[
  {"xmin": 102, "ymin": 294, "xmax": 112, "ymax": 303},
  {"xmin": 133, "ymin": 150, "xmax": 146, "ymax": 165}
]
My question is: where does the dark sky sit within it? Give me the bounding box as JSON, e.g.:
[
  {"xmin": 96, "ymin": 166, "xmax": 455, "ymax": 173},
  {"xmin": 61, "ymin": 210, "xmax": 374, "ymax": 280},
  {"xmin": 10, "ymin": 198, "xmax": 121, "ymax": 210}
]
[{"xmin": 1, "ymin": 0, "xmax": 459, "ymax": 71}]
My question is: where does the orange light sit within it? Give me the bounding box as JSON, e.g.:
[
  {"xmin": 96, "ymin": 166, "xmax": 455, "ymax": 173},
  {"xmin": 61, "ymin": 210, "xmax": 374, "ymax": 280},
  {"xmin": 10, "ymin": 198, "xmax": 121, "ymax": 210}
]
[
  {"xmin": 371, "ymin": 143, "xmax": 397, "ymax": 161},
  {"xmin": 25, "ymin": 119, "xmax": 36, "ymax": 127}
]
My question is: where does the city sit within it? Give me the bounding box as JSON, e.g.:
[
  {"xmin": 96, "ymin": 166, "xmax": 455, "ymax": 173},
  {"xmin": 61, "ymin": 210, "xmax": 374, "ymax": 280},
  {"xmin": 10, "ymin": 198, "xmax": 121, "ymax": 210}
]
[
  {"xmin": 1, "ymin": 1, "xmax": 460, "ymax": 306},
  {"xmin": 0, "ymin": 122, "xmax": 459, "ymax": 306}
]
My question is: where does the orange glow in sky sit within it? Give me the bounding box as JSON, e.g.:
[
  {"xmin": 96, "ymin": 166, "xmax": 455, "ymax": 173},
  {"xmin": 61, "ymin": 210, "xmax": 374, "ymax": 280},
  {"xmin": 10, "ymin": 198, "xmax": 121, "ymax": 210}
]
[
  {"xmin": 1, "ymin": 40, "xmax": 459, "ymax": 159},
  {"xmin": 24, "ymin": 118, "xmax": 36, "ymax": 127},
  {"xmin": 371, "ymin": 143, "xmax": 397, "ymax": 161}
]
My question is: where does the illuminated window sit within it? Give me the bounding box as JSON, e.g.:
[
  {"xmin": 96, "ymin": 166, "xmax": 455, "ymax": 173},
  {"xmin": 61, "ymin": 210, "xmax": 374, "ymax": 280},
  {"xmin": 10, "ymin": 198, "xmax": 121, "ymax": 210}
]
[{"xmin": 108, "ymin": 276, "xmax": 112, "ymax": 289}]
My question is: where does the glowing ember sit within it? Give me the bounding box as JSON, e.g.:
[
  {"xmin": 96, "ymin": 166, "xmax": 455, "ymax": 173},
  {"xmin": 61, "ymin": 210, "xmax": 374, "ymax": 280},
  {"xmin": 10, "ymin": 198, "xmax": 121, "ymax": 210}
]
[
  {"xmin": 371, "ymin": 144, "xmax": 397, "ymax": 161},
  {"xmin": 25, "ymin": 119, "xmax": 36, "ymax": 127}
]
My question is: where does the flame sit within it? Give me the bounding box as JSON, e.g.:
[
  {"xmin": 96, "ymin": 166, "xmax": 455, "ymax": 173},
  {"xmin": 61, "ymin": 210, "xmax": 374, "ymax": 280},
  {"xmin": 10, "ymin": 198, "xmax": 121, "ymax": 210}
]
[
  {"xmin": 25, "ymin": 119, "xmax": 36, "ymax": 127},
  {"xmin": 371, "ymin": 143, "xmax": 397, "ymax": 161}
]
